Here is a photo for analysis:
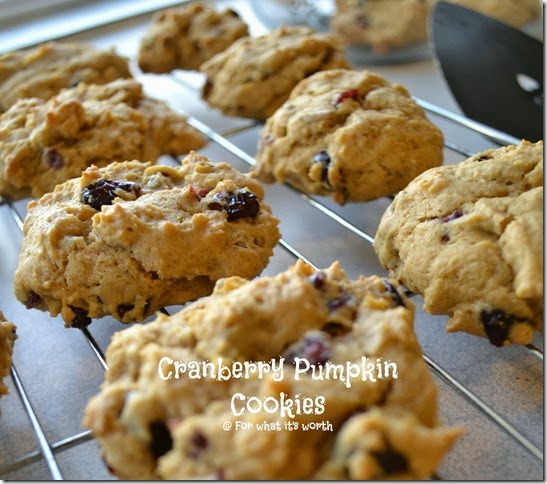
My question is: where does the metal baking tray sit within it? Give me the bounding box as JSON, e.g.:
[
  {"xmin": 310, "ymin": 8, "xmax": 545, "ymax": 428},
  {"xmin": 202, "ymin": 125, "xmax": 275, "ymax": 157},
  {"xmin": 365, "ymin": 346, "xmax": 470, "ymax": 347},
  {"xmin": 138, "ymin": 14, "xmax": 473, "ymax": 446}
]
[{"xmin": 0, "ymin": 0, "xmax": 543, "ymax": 480}]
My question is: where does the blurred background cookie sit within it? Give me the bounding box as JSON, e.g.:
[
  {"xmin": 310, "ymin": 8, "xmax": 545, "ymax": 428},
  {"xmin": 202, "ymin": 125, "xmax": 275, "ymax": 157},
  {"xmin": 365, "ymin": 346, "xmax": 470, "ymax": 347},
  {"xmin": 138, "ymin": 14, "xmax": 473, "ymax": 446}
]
[
  {"xmin": 200, "ymin": 25, "xmax": 349, "ymax": 120},
  {"xmin": 138, "ymin": 2, "xmax": 249, "ymax": 73},
  {"xmin": 0, "ymin": 42, "xmax": 132, "ymax": 112},
  {"xmin": 0, "ymin": 78, "xmax": 206, "ymax": 199},
  {"xmin": 331, "ymin": 0, "xmax": 542, "ymax": 59}
]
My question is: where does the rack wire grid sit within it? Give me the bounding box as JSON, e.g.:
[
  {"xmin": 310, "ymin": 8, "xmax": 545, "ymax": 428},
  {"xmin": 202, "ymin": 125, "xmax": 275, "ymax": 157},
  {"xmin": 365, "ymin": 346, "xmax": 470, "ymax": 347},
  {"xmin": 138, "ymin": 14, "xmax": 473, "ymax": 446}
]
[{"xmin": 0, "ymin": 0, "xmax": 543, "ymax": 480}]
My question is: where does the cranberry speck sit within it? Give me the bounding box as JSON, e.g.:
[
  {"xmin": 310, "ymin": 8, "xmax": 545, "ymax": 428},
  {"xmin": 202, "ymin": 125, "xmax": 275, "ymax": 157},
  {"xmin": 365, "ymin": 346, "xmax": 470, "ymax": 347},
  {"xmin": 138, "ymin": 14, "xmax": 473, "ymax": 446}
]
[
  {"xmin": 190, "ymin": 186, "xmax": 212, "ymax": 201},
  {"xmin": 226, "ymin": 190, "xmax": 259, "ymax": 220},
  {"xmin": 191, "ymin": 430, "xmax": 208, "ymax": 450},
  {"xmin": 371, "ymin": 444, "xmax": 409, "ymax": 475},
  {"xmin": 439, "ymin": 209, "xmax": 464, "ymax": 223},
  {"xmin": 284, "ymin": 332, "xmax": 331, "ymax": 366},
  {"xmin": 116, "ymin": 304, "xmax": 134, "ymax": 319},
  {"xmin": 382, "ymin": 280, "xmax": 406, "ymax": 308},
  {"xmin": 25, "ymin": 291, "xmax": 44, "ymax": 310},
  {"xmin": 310, "ymin": 271, "xmax": 327, "ymax": 289},
  {"xmin": 149, "ymin": 421, "xmax": 173, "ymax": 459},
  {"xmin": 312, "ymin": 151, "xmax": 331, "ymax": 181},
  {"xmin": 70, "ymin": 307, "xmax": 91, "ymax": 329},
  {"xmin": 43, "ymin": 147, "xmax": 65, "ymax": 169},
  {"xmin": 335, "ymin": 89, "xmax": 360, "ymax": 106},
  {"xmin": 328, "ymin": 291, "xmax": 351, "ymax": 312},
  {"xmin": 480, "ymin": 308, "xmax": 523, "ymax": 347},
  {"xmin": 356, "ymin": 14, "xmax": 370, "ymax": 27}
]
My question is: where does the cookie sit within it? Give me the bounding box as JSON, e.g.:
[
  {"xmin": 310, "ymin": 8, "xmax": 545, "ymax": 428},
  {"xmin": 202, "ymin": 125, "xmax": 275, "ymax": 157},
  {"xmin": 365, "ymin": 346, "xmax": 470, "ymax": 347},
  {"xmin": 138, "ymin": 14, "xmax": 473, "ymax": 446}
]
[
  {"xmin": 14, "ymin": 154, "xmax": 280, "ymax": 328},
  {"xmin": 0, "ymin": 311, "xmax": 17, "ymax": 397},
  {"xmin": 200, "ymin": 25, "xmax": 350, "ymax": 120},
  {"xmin": 331, "ymin": 0, "xmax": 540, "ymax": 54},
  {"xmin": 253, "ymin": 69, "xmax": 444, "ymax": 204},
  {"xmin": 0, "ymin": 78, "xmax": 206, "ymax": 199},
  {"xmin": 331, "ymin": 0, "xmax": 435, "ymax": 54},
  {"xmin": 83, "ymin": 260, "xmax": 461, "ymax": 480},
  {"xmin": 138, "ymin": 2, "xmax": 249, "ymax": 73},
  {"xmin": 374, "ymin": 140, "xmax": 543, "ymax": 346},
  {"xmin": 0, "ymin": 42, "xmax": 132, "ymax": 113}
]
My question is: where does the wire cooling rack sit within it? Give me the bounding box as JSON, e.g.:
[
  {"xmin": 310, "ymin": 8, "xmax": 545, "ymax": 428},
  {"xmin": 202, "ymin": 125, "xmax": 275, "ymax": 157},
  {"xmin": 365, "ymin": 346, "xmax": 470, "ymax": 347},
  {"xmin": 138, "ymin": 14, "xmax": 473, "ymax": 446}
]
[{"xmin": 0, "ymin": 1, "xmax": 543, "ymax": 480}]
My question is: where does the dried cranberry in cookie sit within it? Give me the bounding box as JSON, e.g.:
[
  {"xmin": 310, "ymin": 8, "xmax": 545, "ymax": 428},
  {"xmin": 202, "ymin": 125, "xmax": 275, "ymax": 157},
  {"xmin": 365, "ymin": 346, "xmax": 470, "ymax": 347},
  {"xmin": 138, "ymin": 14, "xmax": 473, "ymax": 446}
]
[
  {"xmin": 82, "ymin": 179, "xmax": 142, "ymax": 211},
  {"xmin": 283, "ymin": 331, "xmax": 332, "ymax": 366},
  {"xmin": 207, "ymin": 189, "xmax": 260, "ymax": 221}
]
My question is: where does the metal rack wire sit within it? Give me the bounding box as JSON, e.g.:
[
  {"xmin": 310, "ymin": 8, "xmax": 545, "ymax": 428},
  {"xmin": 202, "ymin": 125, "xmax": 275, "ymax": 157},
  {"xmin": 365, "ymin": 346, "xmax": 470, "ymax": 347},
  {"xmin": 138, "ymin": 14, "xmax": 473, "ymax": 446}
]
[{"xmin": 0, "ymin": 2, "xmax": 543, "ymax": 480}]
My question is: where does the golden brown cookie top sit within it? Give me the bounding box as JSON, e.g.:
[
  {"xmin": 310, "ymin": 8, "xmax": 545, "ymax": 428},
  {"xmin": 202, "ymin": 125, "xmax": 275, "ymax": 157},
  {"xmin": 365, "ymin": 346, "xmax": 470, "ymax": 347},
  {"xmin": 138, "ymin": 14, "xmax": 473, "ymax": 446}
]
[
  {"xmin": 14, "ymin": 154, "xmax": 280, "ymax": 327},
  {"xmin": 254, "ymin": 68, "xmax": 444, "ymax": 203}
]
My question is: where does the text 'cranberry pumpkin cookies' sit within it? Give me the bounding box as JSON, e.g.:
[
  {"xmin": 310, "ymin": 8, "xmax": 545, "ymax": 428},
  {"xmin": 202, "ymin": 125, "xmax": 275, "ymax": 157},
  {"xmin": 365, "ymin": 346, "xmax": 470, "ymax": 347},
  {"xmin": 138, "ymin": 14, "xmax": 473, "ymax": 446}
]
[
  {"xmin": 253, "ymin": 69, "xmax": 444, "ymax": 204},
  {"xmin": 0, "ymin": 41, "xmax": 132, "ymax": 113},
  {"xmin": 0, "ymin": 78, "xmax": 206, "ymax": 200},
  {"xmin": 138, "ymin": 2, "xmax": 249, "ymax": 73},
  {"xmin": 0, "ymin": 311, "xmax": 16, "ymax": 398},
  {"xmin": 14, "ymin": 153, "xmax": 280, "ymax": 328},
  {"xmin": 83, "ymin": 260, "xmax": 460, "ymax": 480},
  {"xmin": 200, "ymin": 25, "xmax": 350, "ymax": 120},
  {"xmin": 374, "ymin": 140, "xmax": 543, "ymax": 346}
]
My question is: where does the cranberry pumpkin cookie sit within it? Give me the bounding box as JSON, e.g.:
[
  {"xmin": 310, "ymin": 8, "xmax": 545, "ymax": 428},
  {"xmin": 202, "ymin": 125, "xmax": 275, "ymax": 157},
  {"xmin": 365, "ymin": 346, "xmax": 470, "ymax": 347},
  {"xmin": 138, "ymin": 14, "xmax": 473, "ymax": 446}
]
[
  {"xmin": 84, "ymin": 260, "xmax": 460, "ymax": 479},
  {"xmin": 331, "ymin": 0, "xmax": 435, "ymax": 54},
  {"xmin": 14, "ymin": 154, "xmax": 280, "ymax": 328},
  {"xmin": 200, "ymin": 25, "xmax": 350, "ymax": 120},
  {"xmin": 138, "ymin": 2, "xmax": 249, "ymax": 73},
  {"xmin": 374, "ymin": 140, "xmax": 543, "ymax": 346},
  {"xmin": 253, "ymin": 69, "xmax": 443, "ymax": 204},
  {"xmin": 0, "ymin": 78, "xmax": 206, "ymax": 199},
  {"xmin": 331, "ymin": 0, "xmax": 540, "ymax": 55},
  {"xmin": 0, "ymin": 42, "xmax": 131, "ymax": 113}
]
